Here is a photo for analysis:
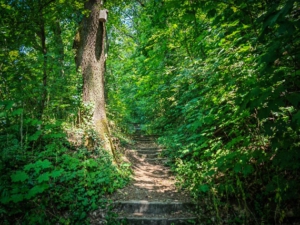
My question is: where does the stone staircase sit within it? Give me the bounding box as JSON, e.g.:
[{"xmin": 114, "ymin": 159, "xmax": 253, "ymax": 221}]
[{"xmin": 111, "ymin": 135, "xmax": 197, "ymax": 224}]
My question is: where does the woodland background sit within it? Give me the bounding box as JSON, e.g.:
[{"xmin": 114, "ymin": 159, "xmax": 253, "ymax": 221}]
[{"xmin": 0, "ymin": 0, "xmax": 300, "ymax": 224}]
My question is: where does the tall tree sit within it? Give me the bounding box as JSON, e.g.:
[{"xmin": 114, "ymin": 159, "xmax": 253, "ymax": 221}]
[{"xmin": 74, "ymin": 0, "xmax": 115, "ymax": 153}]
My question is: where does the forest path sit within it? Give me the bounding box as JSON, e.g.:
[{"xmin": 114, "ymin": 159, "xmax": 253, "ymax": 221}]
[{"xmin": 109, "ymin": 134, "xmax": 197, "ymax": 224}]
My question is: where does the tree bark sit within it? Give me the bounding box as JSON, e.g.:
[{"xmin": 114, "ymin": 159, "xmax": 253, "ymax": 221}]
[
  {"xmin": 74, "ymin": 0, "xmax": 115, "ymax": 156},
  {"xmin": 37, "ymin": 18, "xmax": 48, "ymax": 120}
]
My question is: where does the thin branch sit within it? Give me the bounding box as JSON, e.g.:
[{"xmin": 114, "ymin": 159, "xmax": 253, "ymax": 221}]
[{"xmin": 136, "ymin": 0, "xmax": 145, "ymax": 7}]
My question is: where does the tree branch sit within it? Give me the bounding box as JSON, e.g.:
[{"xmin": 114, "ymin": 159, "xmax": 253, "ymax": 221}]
[{"xmin": 136, "ymin": 0, "xmax": 144, "ymax": 7}]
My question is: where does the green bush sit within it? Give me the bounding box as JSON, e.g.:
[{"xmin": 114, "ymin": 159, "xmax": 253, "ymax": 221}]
[{"xmin": 0, "ymin": 119, "xmax": 130, "ymax": 224}]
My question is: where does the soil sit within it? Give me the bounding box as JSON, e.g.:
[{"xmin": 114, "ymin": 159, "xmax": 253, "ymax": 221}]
[
  {"xmin": 109, "ymin": 136, "xmax": 191, "ymax": 203},
  {"xmin": 89, "ymin": 135, "xmax": 193, "ymax": 225}
]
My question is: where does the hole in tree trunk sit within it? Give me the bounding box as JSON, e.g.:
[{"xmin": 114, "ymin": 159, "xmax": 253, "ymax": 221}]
[{"xmin": 95, "ymin": 22, "xmax": 104, "ymax": 61}]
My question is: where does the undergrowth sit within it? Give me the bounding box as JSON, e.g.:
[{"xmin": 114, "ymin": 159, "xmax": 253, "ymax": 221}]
[
  {"xmin": 158, "ymin": 127, "xmax": 300, "ymax": 225},
  {"xmin": 0, "ymin": 103, "xmax": 131, "ymax": 224}
]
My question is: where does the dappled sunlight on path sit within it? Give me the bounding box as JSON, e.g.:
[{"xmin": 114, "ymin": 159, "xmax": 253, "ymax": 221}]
[{"xmin": 107, "ymin": 134, "xmax": 197, "ymax": 224}]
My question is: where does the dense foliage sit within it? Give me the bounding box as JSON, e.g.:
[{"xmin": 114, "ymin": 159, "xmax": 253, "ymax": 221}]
[
  {"xmin": 1, "ymin": 0, "xmax": 300, "ymax": 224},
  {"xmin": 108, "ymin": 0, "xmax": 300, "ymax": 224},
  {"xmin": 0, "ymin": 0, "xmax": 130, "ymax": 224}
]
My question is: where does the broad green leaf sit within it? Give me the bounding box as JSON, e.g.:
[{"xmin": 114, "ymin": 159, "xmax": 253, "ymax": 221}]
[
  {"xmin": 37, "ymin": 159, "xmax": 52, "ymax": 169},
  {"xmin": 243, "ymin": 164, "xmax": 254, "ymax": 176},
  {"xmin": 0, "ymin": 101, "xmax": 14, "ymax": 110},
  {"xmin": 264, "ymin": 11, "xmax": 281, "ymax": 29},
  {"xmin": 11, "ymin": 194, "xmax": 24, "ymax": 203},
  {"xmin": 0, "ymin": 196, "xmax": 10, "ymax": 204},
  {"xmin": 50, "ymin": 169, "xmax": 64, "ymax": 178},
  {"xmin": 37, "ymin": 172, "xmax": 51, "ymax": 183},
  {"xmin": 43, "ymin": 132, "xmax": 66, "ymax": 139},
  {"xmin": 27, "ymin": 184, "xmax": 49, "ymax": 199},
  {"xmin": 83, "ymin": 159, "xmax": 98, "ymax": 168},
  {"xmin": 199, "ymin": 184, "xmax": 209, "ymax": 193},
  {"xmin": 24, "ymin": 160, "xmax": 52, "ymax": 173},
  {"xmin": 234, "ymin": 164, "xmax": 242, "ymax": 173},
  {"xmin": 11, "ymin": 108, "xmax": 23, "ymax": 116},
  {"xmin": 28, "ymin": 130, "xmax": 42, "ymax": 141},
  {"xmin": 11, "ymin": 171, "xmax": 29, "ymax": 182},
  {"xmin": 292, "ymin": 111, "xmax": 300, "ymax": 125}
]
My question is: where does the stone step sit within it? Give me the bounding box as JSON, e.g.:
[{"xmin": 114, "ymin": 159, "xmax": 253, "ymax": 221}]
[
  {"xmin": 145, "ymin": 158, "xmax": 168, "ymax": 163},
  {"xmin": 127, "ymin": 157, "xmax": 168, "ymax": 165},
  {"xmin": 132, "ymin": 135, "xmax": 159, "ymax": 138},
  {"xmin": 135, "ymin": 140, "xmax": 156, "ymax": 143},
  {"xmin": 137, "ymin": 147, "xmax": 163, "ymax": 150},
  {"xmin": 130, "ymin": 182, "xmax": 173, "ymax": 187},
  {"xmin": 133, "ymin": 137, "xmax": 157, "ymax": 140},
  {"xmin": 133, "ymin": 136, "xmax": 156, "ymax": 139},
  {"xmin": 118, "ymin": 216, "xmax": 197, "ymax": 225},
  {"xmin": 125, "ymin": 151, "xmax": 165, "ymax": 159},
  {"xmin": 134, "ymin": 149, "xmax": 162, "ymax": 155},
  {"xmin": 114, "ymin": 201, "xmax": 194, "ymax": 215},
  {"xmin": 128, "ymin": 149, "xmax": 162, "ymax": 154},
  {"xmin": 135, "ymin": 152, "xmax": 161, "ymax": 159},
  {"xmin": 132, "ymin": 167, "xmax": 172, "ymax": 178}
]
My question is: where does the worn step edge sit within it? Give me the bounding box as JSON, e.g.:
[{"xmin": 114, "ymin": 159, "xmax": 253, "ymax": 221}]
[
  {"xmin": 125, "ymin": 154, "xmax": 165, "ymax": 163},
  {"xmin": 136, "ymin": 148, "xmax": 164, "ymax": 151},
  {"xmin": 127, "ymin": 150, "xmax": 161, "ymax": 155},
  {"xmin": 132, "ymin": 150, "xmax": 163, "ymax": 154},
  {"xmin": 137, "ymin": 147, "xmax": 164, "ymax": 149},
  {"xmin": 118, "ymin": 216, "xmax": 197, "ymax": 225},
  {"xmin": 126, "ymin": 154, "xmax": 161, "ymax": 159},
  {"xmin": 131, "ymin": 165, "xmax": 172, "ymax": 175},
  {"xmin": 126, "ymin": 154, "xmax": 167, "ymax": 163},
  {"xmin": 145, "ymin": 158, "xmax": 168, "ymax": 162},
  {"xmin": 114, "ymin": 201, "xmax": 195, "ymax": 214},
  {"xmin": 134, "ymin": 139, "xmax": 154, "ymax": 141},
  {"xmin": 135, "ymin": 139, "xmax": 158, "ymax": 142},
  {"xmin": 132, "ymin": 169, "xmax": 172, "ymax": 176},
  {"xmin": 132, "ymin": 153, "xmax": 162, "ymax": 159}
]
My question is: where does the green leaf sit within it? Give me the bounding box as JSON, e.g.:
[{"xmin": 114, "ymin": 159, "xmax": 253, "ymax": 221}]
[
  {"xmin": 207, "ymin": 9, "xmax": 216, "ymax": 18},
  {"xmin": 11, "ymin": 194, "xmax": 24, "ymax": 203},
  {"xmin": 11, "ymin": 108, "xmax": 23, "ymax": 116},
  {"xmin": 0, "ymin": 196, "xmax": 10, "ymax": 204},
  {"xmin": 50, "ymin": 169, "xmax": 64, "ymax": 178},
  {"xmin": 288, "ymin": 93, "xmax": 300, "ymax": 107},
  {"xmin": 27, "ymin": 184, "xmax": 49, "ymax": 199},
  {"xmin": 292, "ymin": 111, "xmax": 300, "ymax": 125},
  {"xmin": 94, "ymin": 177, "xmax": 107, "ymax": 184},
  {"xmin": 37, "ymin": 172, "xmax": 50, "ymax": 183},
  {"xmin": 43, "ymin": 132, "xmax": 66, "ymax": 139},
  {"xmin": 234, "ymin": 163, "xmax": 242, "ymax": 173},
  {"xmin": 87, "ymin": 190, "xmax": 95, "ymax": 196},
  {"xmin": 24, "ymin": 160, "xmax": 52, "ymax": 174},
  {"xmin": 80, "ymin": 212, "xmax": 87, "ymax": 219},
  {"xmin": 264, "ymin": 11, "xmax": 281, "ymax": 29},
  {"xmin": 11, "ymin": 171, "xmax": 29, "ymax": 182},
  {"xmin": 243, "ymin": 164, "xmax": 254, "ymax": 176},
  {"xmin": 199, "ymin": 184, "xmax": 209, "ymax": 193},
  {"xmin": 83, "ymin": 159, "xmax": 98, "ymax": 168},
  {"xmin": 28, "ymin": 130, "xmax": 42, "ymax": 141},
  {"xmin": 0, "ymin": 100, "xmax": 14, "ymax": 110},
  {"xmin": 24, "ymin": 163, "xmax": 35, "ymax": 171},
  {"xmin": 38, "ymin": 159, "xmax": 52, "ymax": 169}
]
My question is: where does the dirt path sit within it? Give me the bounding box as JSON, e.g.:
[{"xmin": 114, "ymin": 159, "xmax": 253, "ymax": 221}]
[
  {"xmin": 111, "ymin": 135, "xmax": 191, "ymax": 203},
  {"xmin": 108, "ymin": 135, "xmax": 196, "ymax": 224}
]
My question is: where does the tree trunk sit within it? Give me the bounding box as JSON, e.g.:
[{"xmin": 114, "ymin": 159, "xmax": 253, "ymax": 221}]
[
  {"xmin": 74, "ymin": 0, "xmax": 115, "ymax": 154},
  {"xmin": 37, "ymin": 18, "xmax": 48, "ymax": 120}
]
